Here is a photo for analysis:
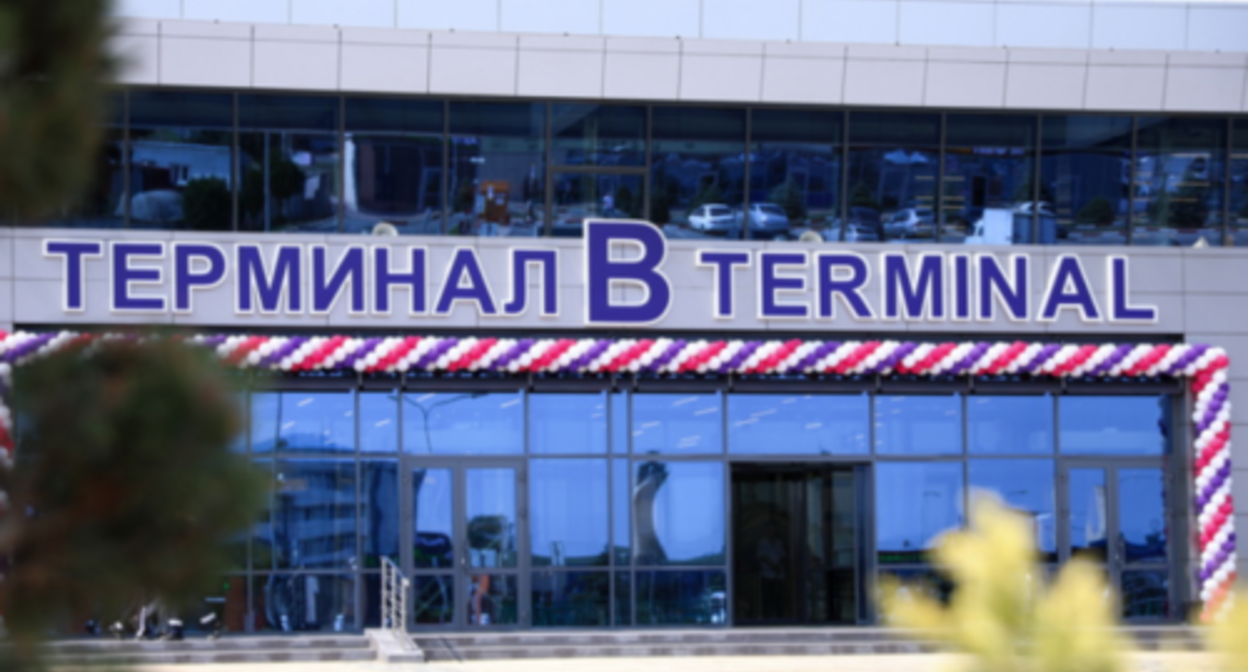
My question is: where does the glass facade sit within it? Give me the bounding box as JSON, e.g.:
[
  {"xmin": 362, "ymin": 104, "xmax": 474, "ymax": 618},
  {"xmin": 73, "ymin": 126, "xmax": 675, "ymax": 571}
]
[
  {"xmin": 43, "ymin": 88, "xmax": 1245, "ymax": 246},
  {"xmin": 230, "ymin": 385, "xmax": 1179, "ymax": 631}
]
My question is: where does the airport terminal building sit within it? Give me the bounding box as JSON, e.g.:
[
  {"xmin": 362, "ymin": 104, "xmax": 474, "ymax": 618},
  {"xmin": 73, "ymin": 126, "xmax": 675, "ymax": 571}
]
[{"xmin": 0, "ymin": 0, "xmax": 1246, "ymax": 633}]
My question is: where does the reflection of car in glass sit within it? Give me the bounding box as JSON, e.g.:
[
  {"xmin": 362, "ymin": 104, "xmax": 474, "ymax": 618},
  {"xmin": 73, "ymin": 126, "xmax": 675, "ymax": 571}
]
[
  {"xmin": 841, "ymin": 221, "xmax": 881, "ymax": 242},
  {"xmin": 832, "ymin": 207, "xmax": 883, "ymax": 241},
  {"xmin": 884, "ymin": 208, "xmax": 935, "ymax": 237},
  {"xmin": 736, "ymin": 203, "xmax": 790, "ymax": 235},
  {"xmin": 688, "ymin": 204, "xmax": 736, "ymax": 233}
]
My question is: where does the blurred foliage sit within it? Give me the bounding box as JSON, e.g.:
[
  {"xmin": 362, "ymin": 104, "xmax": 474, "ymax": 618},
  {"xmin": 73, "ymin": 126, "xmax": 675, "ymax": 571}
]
[
  {"xmin": 0, "ymin": 0, "xmax": 117, "ymax": 221},
  {"xmin": 883, "ymin": 496, "xmax": 1129, "ymax": 672},
  {"xmin": 0, "ymin": 339, "xmax": 267, "ymax": 667},
  {"xmin": 1209, "ymin": 590, "xmax": 1248, "ymax": 672}
]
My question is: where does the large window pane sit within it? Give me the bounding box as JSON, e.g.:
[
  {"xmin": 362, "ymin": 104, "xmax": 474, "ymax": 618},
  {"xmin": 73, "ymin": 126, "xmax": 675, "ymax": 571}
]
[
  {"xmin": 874, "ymin": 395, "xmax": 962, "ymax": 455},
  {"xmin": 467, "ymin": 574, "xmax": 518, "ymax": 626},
  {"xmin": 876, "ymin": 462, "xmax": 964, "ymax": 564},
  {"xmin": 127, "ymin": 91, "xmax": 234, "ymax": 231},
  {"xmin": 361, "ymin": 459, "xmax": 399, "ymax": 568},
  {"xmin": 531, "ymin": 393, "xmax": 608, "ymax": 454},
  {"xmin": 748, "ymin": 109, "xmax": 842, "ymax": 241},
  {"xmin": 944, "ymin": 114, "xmax": 1038, "ymax": 245},
  {"xmin": 1042, "ymin": 115, "xmax": 1131, "ymax": 246},
  {"xmin": 613, "ymin": 458, "xmax": 630, "ymax": 565},
  {"xmin": 1134, "ymin": 117, "xmax": 1226, "ymax": 246},
  {"xmin": 611, "ymin": 391, "xmax": 628, "ymax": 454},
  {"xmin": 728, "ymin": 393, "xmax": 868, "ymax": 455},
  {"xmin": 531, "ymin": 459, "xmax": 608, "ymax": 567},
  {"xmin": 1119, "ymin": 468, "xmax": 1168, "ymax": 564},
  {"xmin": 635, "ymin": 570, "xmax": 727, "ymax": 625},
  {"xmin": 969, "ymin": 459, "xmax": 1056, "ymax": 560},
  {"xmin": 401, "ymin": 391, "xmax": 523, "ymax": 455},
  {"xmin": 633, "ymin": 461, "xmax": 724, "ymax": 565},
  {"xmin": 650, "ymin": 107, "xmax": 745, "ymax": 239},
  {"xmin": 272, "ymin": 459, "xmax": 357, "ymax": 569},
  {"xmin": 632, "ymin": 393, "xmax": 722, "ymax": 454},
  {"xmin": 967, "ymin": 395, "xmax": 1053, "ymax": 455},
  {"xmin": 551, "ymin": 172, "xmax": 644, "ymax": 235},
  {"xmin": 413, "ymin": 467, "xmax": 454, "ymax": 569},
  {"xmin": 49, "ymin": 93, "xmax": 125, "ymax": 228},
  {"xmin": 344, "ymin": 97, "xmax": 444, "ymax": 235},
  {"xmin": 265, "ymin": 391, "xmax": 355, "ymax": 453},
  {"xmin": 448, "ymin": 102, "xmax": 544, "ymax": 237},
  {"xmin": 532, "ymin": 571, "xmax": 611, "ymax": 627},
  {"xmin": 252, "ymin": 573, "xmax": 356, "ymax": 632},
  {"xmin": 1231, "ymin": 120, "xmax": 1248, "ymax": 245},
  {"xmin": 551, "ymin": 104, "xmax": 645, "ymax": 167},
  {"xmin": 1059, "ymin": 396, "xmax": 1169, "ymax": 455},
  {"xmin": 238, "ymin": 95, "xmax": 340, "ymax": 233},
  {"xmin": 847, "ymin": 112, "xmax": 939, "ymax": 243},
  {"xmin": 359, "ymin": 391, "xmax": 397, "ymax": 453}
]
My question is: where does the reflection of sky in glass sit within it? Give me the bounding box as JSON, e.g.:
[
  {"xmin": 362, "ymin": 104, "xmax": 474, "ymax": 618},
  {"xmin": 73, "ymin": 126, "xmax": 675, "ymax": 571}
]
[
  {"xmin": 361, "ymin": 460, "xmax": 399, "ymax": 563},
  {"xmin": 875, "ymin": 395, "xmax": 961, "ymax": 455},
  {"xmin": 634, "ymin": 461, "xmax": 724, "ymax": 565},
  {"xmin": 359, "ymin": 392, "xmax": 398, "ymax": 453},
  {"xmin": 876, "ymin": 462, "xmax": 964, "ymax": 553},
  {"xmin": 1118, "ymin": 468, "xmax": 1167, "ymax": 560},
  {"xmin": 466, "ymin": 467, "xmax": 517, "ymax": 568},
  {"xmin": 728, "ymin": 394, "xmax": 868, "ymax": 455},
  {"xmin": 252, "ymin": 392, "xmax": 354, "ymax": 453},
  {"xmin": 632, "ymin": 394, "xmax": 723, "ymax": 454},
  {"xmin": 1068, "ymin": 468, "xmax": 1107, "ymax": 552},
  {"xmin": 968, "ymin": 395, "xmax": 1053, "ymax": 454},
  {"xmin": 412, "ymin": 468, "xmax": 453, "ymax": 569},
  {"xmin": 531, "ymin": 393, "xmax": 608, "ymax": 454},
  {"xmin": 612, "ymin": 392, "xmax": 628, "ymax": 454},
  {"xmin": 402, "ymin": 391, "xmax": 523, "ymax": 455},
  {"xmin": 969, "ymin": 459, "xmax": 1056, "ymax": 554},
  {"xmin": 613, "ymin": 459, "xmax": 630, "ymax": 563},
  {"xmin": 530, "ymin": 459, "xmax": 607, "ymax": 565},
  {"xmin": 1060, "ymin": 396, "xmax": 1167, "ymax": 455}
]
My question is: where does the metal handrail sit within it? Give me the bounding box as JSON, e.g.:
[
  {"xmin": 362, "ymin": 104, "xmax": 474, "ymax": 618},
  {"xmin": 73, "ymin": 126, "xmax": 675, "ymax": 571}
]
[{"xmin": 380, "ymin": 557, "xmax": 410, "ymax": 637}]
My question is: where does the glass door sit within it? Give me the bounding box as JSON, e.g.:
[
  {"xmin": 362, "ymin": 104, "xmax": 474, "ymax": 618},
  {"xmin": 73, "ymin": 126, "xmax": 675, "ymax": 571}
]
[
  {"xmin": 407, "ymin": 460, "xmax": 527, "ymax": 629},
  {"xmin": 1061, "ymin": 462, "xmax": 1171, "ymax": 620},
  {"xmin": 549, "ymin": 171, "xmax": 645, "ymax": 236}
]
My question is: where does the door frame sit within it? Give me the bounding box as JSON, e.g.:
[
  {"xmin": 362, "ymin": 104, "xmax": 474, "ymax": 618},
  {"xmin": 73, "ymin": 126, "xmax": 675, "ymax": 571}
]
[
  {"xmin": 402, "ymin": 457, "xmax": 529, "ymax": 630},
  {"xmin": 1057, "ymin": 457, "xmax": 1174, "ymax": 621}
]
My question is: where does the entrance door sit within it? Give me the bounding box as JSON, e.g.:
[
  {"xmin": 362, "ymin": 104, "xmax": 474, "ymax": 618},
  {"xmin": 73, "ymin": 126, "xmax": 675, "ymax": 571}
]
[
  {"xmin": 407, "ymin": 460, "xmax": 527, "ymax": 628},
  {"xmin": 731, "ymin": 464, "xmax": 863, "ymax": 625},
  {"xmin": 548, "ymin": 171, "xmax": 645, "ymax": 236},
  {"xmin": 1062, "ymin": 462, "xmax": 1171, "ymax": 619}
]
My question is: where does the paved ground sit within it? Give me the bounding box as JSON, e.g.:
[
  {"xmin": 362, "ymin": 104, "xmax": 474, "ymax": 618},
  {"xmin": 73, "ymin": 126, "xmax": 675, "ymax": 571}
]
[{"xmin": 53, "ymin": 652, "xmax": 1224, "ymax": 672}]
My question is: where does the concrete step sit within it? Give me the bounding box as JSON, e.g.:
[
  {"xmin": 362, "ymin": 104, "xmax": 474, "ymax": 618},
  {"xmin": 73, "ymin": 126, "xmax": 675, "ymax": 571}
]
[
  {"xmin": 417, "ymin": 639, "xmax": 940, "ymax": 661},
  {"xmin": 39, "ymin": 635, "xmax": 377, "ymax": 665}
]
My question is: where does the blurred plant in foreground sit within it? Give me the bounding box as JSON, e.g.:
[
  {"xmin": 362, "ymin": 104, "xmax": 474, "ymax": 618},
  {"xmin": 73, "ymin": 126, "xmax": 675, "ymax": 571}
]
[
  {"xmin": 883, "ymin": 495, "xmax": 1129, "ymax": 672},
  {"xmin": 1209, "ymin": 589, "xmax": 1248, "ymax": 671},
  {"xmin": 0, "ymin": 338, "xmax": 267, "ymax": 670}
]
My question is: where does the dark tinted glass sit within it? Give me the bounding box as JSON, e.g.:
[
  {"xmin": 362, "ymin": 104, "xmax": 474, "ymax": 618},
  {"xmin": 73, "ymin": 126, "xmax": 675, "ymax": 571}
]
[
  {"xmin": 967, "ymin": 395, "xmax": 1053, "ymax": 454},
  {"xmin": 531, "ymin": 393, "xmax": 608, "ymax": 454},
  {"xmin": 1042, "ymin": 115, "xmax": 1132, "ymax": 246},
  {"xmin": 252, "ymin": 574, "xmax": 356, "ymax": 631},
  {"xmin": 650, "ymin": 107, "xmax": 746, "ymax": 239},
  {"xmin": 531, "ymin": 459, "xmax": 608, "ymax": 566},
  {"xmin": 448, "ymin": 102, "xmax": 545, "ymax": 237},
  {"xmin": 876, "ymin": 461, "xmax": 964, "ymax": 563},
  {"xmin": 633, "ymin": 460, "xmax": 724, "ymax": 565},
  {"xmin": 874, "ymin": 395, "xmax": 962, "ymax": 455},
  {"xmin": 237, "ymin": 95, "xmax": 340, "ymax": 233},
  {"xmin": 344, "ymin": 98, "xmax": 444, "ymax": 235},
  {"xmin": 1134, "ymin": 117, "xmax": 1226, "ymax": 246},
  {"xmin": 551, "ymin": 104, "xmax": 645, "ymax": 166},
  {"xmin": 413, "ymin": 575, "xmax": 455, "ymax": 624},
  {"xmin": 748, "ymin": 109, "xmax": 843, "ymax": 241},
  {"xmin": 634, "ymin": 570, "xmax": 727, "ymax": 625},
  {"xmin": 969, "ymin": 459, "xmax": 1056, "ymax": 559},
  {"xmin": 531, "ymin": 571, "xmax": 611, "ymax": 627},
  {"xmin": 401, "ymin": 391, "xmax": 523, "ymax": 455},
  {"xmin": 359, "ymin": 391, "xmax": 397, "ymax": 453},
  {"xmin": 1059, "ymin": 395, "xmax": 1168, "ymax": 455},
  {"xmin": 632, "ymin": 393, "xmax": 722, "ymax": 454},
  {"xmin": 361, "ymin": 459, "xmax": 399, "ymax": 567},
  {"xmin": 273, "ymin": 459, "xmax": 358, "ymax": 569},
  {"xmin": 728, "ymin": 393, "xmax": 868, "ymax": 455},
  {"xmin": 48, "ymin": 92, "xmax": 126, "ymax": 228},
  {"xmin": 847, "ymin": 112, "xmax": 940, "ymax": 243},
  {"xmin": 943, "ymin": 114, "xmax": 1037, "ymax": 244},
  {"xmin": 1122, "ymin": 570, "xmax": 1169, "ymax": 619},
  {"xmin": 615, "ymin": 572, "xmax": 632, "ymax": 626},
  {"xmin": 1230, "ymin": 120, "xmax": 1248, "ymax": 245},
  {"xmin": 127, "ymin": 91, "xmax": 235, "ymax": 231}
]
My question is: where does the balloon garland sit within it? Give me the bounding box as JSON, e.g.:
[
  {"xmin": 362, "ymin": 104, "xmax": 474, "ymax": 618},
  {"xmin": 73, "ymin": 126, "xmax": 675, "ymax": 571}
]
[{"xmin": 0, "ymin": 331, "xmax": 1234, "ymax": 621}]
